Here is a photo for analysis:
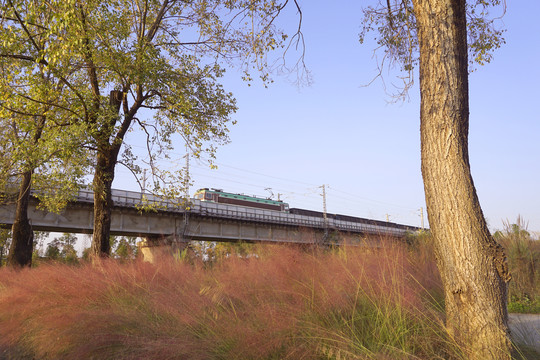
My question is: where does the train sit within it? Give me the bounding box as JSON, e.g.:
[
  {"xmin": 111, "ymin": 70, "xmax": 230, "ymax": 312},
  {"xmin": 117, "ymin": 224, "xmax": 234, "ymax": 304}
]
[
  {"xmin": 193, "ymin": 188, "xmax": 290, "ymax": 212},
  {"xmin": 288, "ymin": 208, "xmax": 420, "ymax": 233},
  {"xmin": 193, "ymin": 188, "xmax": 421, "ymax": 233}
]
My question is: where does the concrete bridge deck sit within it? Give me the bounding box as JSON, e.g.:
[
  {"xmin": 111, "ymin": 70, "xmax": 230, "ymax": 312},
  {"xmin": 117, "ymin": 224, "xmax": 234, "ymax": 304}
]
[{"xmin": 0, "ymin": 188, "xmax": 417, "ymax": 245}]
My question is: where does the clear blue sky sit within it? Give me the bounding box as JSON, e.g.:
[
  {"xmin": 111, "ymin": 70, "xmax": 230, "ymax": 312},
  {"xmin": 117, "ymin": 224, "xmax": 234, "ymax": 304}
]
[{"xmin": 114, "ymin": 1, "xmax": 540, "ymax": 234}]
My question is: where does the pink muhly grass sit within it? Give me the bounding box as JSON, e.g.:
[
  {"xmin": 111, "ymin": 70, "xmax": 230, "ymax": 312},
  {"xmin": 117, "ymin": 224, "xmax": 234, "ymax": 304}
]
[{"xmin": 0, "ymin": 239, "xmax": 449, "ymax": 359}]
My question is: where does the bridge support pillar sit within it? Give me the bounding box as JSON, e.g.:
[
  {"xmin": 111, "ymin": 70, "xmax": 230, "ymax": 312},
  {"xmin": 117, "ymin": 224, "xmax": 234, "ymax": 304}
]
[{"xmin": 138, "ymin": 235, "xmax": 188, "ymax": 263}]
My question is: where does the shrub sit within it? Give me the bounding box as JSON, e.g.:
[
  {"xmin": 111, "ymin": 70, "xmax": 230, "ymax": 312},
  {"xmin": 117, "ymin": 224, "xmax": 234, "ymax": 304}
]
[{"xmin": 495, "ymin": 217, "xmax": 540, "ymax": 314}]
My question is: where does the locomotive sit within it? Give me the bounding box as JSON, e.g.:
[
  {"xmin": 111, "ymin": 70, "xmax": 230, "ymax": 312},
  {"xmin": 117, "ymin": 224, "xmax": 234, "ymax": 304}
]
[{"xmin": 193, "ymin": 188, "xmax": 289, "ymax": 212}]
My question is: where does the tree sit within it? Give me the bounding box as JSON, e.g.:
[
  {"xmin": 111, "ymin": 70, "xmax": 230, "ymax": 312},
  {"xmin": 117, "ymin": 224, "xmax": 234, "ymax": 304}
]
[
  {"xmin": 30, "ymin": 231, "xmax": 49, "ymax": 264},
  {"xmin": 495, "ymin": 217, "xmax": 539, "ymax": 311},
  {"xmin": 0, "ymin": 1, "xmax": 92, "ymax": 267},
  {"xmin": 2, "ymin": 0, "xmax": 304, "ymax": 260},
  {"xmin": 45, "ymin": 233, "xmax": 79, "ymax": 263},
  {"xmin": 57, "ymin": 233, "xmax": 78, "ymax": 264},
  {"xmin": 0, "ymin": 229, "xmax": 11, "ymax": 266},
  {"xmin": 112, "ymin": 236, "xmax": 138, "ymax": 260},
  {"xmin": 0, "ymin": 107, "xmax": 89, "ymax": 267},
  {"xmin": 44, "ymin": 239, "xmax": 61, "ymax": 260},
  {"xmin": 360, "ymin": 1, "xmax": 510, "ymax": 358}
]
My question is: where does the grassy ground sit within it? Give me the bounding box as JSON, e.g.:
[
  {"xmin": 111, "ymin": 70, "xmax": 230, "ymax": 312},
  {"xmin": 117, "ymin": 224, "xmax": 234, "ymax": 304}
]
[{"xmin": 0, "ymin": 238, "xmax": 538, "ymax": 359}]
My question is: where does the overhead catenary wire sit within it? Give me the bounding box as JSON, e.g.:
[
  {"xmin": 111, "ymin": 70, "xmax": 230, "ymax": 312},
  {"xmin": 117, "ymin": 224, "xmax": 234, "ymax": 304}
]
[
  {"xmin": 191, "ymin": 163, "xmax": 421, "ymax": 223},
  {"xmin": 123, "ymin": 140, "xmax": 319, "ymax": 188},
  {"xmin": 120, "ymin": 148, "xmax": 420, "ymax": 205},
  {"xmin": 114, "ymin": 142, "xmax": 424, "ymax": 226}
]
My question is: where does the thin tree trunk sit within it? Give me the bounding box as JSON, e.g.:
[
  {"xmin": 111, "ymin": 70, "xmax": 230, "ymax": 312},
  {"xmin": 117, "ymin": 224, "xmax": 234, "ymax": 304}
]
[
  {"xmin": 7, "ymin": 170, "xmax": 34, "ymax": 267},
  {"xmin": 7, "ymin": 115, "xmax": 46, "ymax": 267},
  {"xmin": 412, "ymin": 0, "xmax": 511, "ymax": 358}
]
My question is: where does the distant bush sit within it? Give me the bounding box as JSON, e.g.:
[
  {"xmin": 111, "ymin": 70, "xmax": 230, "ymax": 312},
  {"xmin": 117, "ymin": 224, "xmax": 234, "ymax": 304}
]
[
  {"xmin": 495, "ymin": 217, "xmax": 540, "ymax": 314},
  {"xmin": 408, "ymin": 222, "xmax": 540, "ymax": 315}
]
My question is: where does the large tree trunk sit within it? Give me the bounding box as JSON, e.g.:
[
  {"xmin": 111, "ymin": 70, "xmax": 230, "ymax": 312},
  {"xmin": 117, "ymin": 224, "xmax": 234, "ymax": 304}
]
[
  {"xmin": 412, "ymin": 0, "xmax": 511, "ymax": 358},
  {"xmin": 7, "ymin": 170, "xmax": 34, "ymax": 267},
  {"xmin": 91, "ymin": 146, "xmax": 115, "ymax": 259},
  {"xmin": 90, "ymin": 91, "xmax": 124, "ymax": 260}
]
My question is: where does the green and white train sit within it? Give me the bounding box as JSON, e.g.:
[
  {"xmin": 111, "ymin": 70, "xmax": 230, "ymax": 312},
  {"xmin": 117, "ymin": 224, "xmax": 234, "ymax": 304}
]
[{"xmin": 193, "ymin": 188, "xmax": 290, "ymax": 212}]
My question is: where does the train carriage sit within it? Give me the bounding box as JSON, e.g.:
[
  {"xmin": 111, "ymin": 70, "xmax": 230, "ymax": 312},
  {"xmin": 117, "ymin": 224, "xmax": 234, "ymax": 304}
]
[{"xmin": 194, "ymin": 188, "xmax": 289, "ymax": 212}]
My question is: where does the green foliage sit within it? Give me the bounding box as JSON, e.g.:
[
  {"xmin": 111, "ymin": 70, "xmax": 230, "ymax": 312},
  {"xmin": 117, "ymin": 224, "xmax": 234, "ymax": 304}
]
[
  {"xmin": 496, "ymin": 217, "xmax": 540, "ymax": 314},
  {"xmin": 1, "ymin": 0, "xmax": 302, "ymax": 207},
  {"xmin": 0, "ymin": 229, "xmax": 11, "ymax": 266},
  {"xmin": 1, "ymin": 0, "xmax": 304, "ymax": 258},
  {"xmin": 81, "ymin": 247, "xmax": 92, "ymax": 261},
  {"xmin": 359, "ymin": 0, "xmax": 506, "ymax": 99},
  {"xmin": 1, "ymin": 230, "xmax": 49, "ymax": 266},
  {"xmin": 409, "ymin": 221, "xmax": 540, "ymax": 315},
  {"xmin": 44, "ymin": 233, "xmax": 79, "ymax": 264},
  {"xmin": 28, "ymin": 231, "xmax": 49, "ymax": 266},
  {"xmin": 188, "ymin": 240, "xmax": 259, "ymax": 264},
  {"xmin": 508, "ymin": 297, "xmax": 540, "ymax": 314},
  {"xmin": 0, "ymin": 0, "xmax": 93, "ymax": 215},
  {"xmin": 44, "ymin": 241, "xmax": 61, "ymax": 260},
  {"xmin": 80, "ymin": 236, "xmax": 138, "ymax": 261},
  {"xmin": 109, "ymin": 235, "xmax": 138, "ymax": 260}
]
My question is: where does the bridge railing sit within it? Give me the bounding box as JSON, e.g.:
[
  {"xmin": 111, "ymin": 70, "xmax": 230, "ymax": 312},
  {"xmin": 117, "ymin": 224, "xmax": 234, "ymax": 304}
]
[
  {"xmin": 71, "ymin": 187, "xmax": 409, "ymax": 236},
  {"xmin": 192, "ymin": 200, "xmax": 409, "ymax": 236},
  {"xmin": 73, "ymin": 188, "xmax": 187, "ymax": 211},
  {"xmin": 193, "ymin": 200, "xmax": 325, "ymax": 228}
]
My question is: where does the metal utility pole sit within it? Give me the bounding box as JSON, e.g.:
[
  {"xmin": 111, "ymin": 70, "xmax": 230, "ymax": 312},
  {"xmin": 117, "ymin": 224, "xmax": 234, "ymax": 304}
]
[
  {"xmin": 321, "ymin": 184, "xmax": 328, "ymax": 220},
  {"xmin": 184, "ymin": 146, "xmax": 190, "ymax": 200},
  {"xmin": 141, "ymin": 169, "xmax": 148, "ymax": 202},
  {"xmin": 419, "ymin": 207, "xmax": 425, "ymax": 230},
  {"xmin": 183, "ymin": 145, "xmax": 191, "ymax": 232},
  {"xmin": 142, "ymin": 169, "xmax": 147, "ymax": 193},
  {"xmin": 320, "ymin": 184, "xmax": 329, "ymax": 244}
]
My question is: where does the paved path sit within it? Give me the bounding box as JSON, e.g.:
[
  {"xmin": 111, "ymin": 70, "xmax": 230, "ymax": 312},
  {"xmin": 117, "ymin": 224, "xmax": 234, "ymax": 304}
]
[{"xmin": 509, "ymin": 313, "xmax": 540, "ymax": 352}]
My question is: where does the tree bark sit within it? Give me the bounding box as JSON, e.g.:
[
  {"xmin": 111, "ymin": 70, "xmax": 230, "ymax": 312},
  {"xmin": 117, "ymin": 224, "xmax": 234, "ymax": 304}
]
[
  {"xmin": 7, "ymin": 170, "xmax": 34, "ymax": 267},
  {"xmin": 90, "ymin": 90, "xmax": 124, "ymax": 259},
  {"xmin": 7, "ymin": 115, "xmax": 46, "ymax": 267},
  {"xmin": 91, "ymin": 146, "xmax": 115, "ymax": 259},
  {"xmin": 412, "ymin": 0, "xmax": 511, "ymax": 358}
]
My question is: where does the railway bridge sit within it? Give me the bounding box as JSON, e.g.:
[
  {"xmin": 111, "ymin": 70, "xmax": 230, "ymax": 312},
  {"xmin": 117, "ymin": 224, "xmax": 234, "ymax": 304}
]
[{"xmin": 0, "ymin": 188, "xmax": 418, "ymax": 261}]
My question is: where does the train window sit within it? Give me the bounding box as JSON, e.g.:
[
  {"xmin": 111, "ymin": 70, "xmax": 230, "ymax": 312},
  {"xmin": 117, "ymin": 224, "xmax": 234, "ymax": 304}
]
[{"xmin": 205, "ymin": 193, "xmax": 212, "ymax": 200}]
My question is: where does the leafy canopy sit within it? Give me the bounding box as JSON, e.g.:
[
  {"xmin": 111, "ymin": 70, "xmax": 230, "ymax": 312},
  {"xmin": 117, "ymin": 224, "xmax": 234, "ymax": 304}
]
[
  {"xmin": 1, "ymin": 0, "xmax": 304, "ymax": 203},
  {"xmin": 0, "ymin": 0, "xmax": 91, "ymax": 211},
  {"xmin": 359, "ymin": 0, "xmax": 506, "ymax": 99}
]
